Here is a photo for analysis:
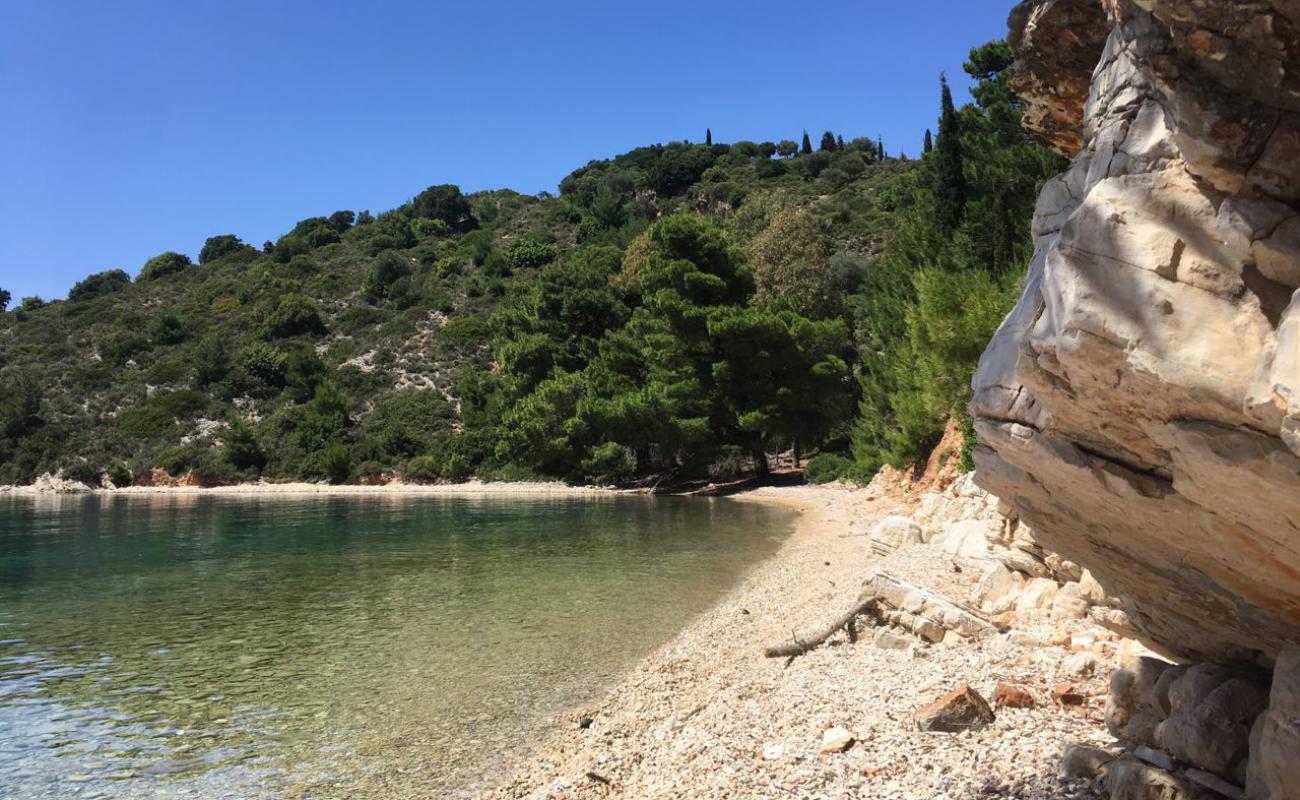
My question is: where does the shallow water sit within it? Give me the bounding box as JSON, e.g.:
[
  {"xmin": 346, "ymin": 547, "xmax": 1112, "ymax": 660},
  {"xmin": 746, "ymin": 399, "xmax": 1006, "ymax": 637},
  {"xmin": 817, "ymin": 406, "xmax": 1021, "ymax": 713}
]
[{"xmin": 0, "ymin": 493, "xmax": 795, "ymax": 799}]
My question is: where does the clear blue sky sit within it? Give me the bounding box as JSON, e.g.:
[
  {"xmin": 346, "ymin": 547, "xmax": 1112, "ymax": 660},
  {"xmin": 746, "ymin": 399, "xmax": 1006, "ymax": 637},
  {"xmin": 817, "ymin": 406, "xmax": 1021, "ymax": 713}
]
[{"xmin": 0, "ymin": 0, "xmax": 1014, "ymax": 301}]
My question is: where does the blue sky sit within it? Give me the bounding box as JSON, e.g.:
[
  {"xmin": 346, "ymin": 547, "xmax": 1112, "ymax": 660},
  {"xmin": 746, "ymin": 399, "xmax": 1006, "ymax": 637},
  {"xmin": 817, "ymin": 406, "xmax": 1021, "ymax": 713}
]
[{"xmin": 0, "ymin": 0, "xmax": 1014, "ymax": 301}]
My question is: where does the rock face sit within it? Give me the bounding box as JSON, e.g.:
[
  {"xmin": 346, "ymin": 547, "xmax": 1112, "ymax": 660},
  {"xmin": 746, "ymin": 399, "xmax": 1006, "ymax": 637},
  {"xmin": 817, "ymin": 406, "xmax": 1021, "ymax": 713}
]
[{"xmin": 975, "ymin": 0, "xmax": 1300, "ymax": 663}]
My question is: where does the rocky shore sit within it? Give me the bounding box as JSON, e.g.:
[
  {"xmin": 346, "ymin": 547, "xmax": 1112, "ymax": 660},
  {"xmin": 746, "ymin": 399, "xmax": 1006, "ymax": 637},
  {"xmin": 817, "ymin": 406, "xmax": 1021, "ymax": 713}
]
[{"xmin": 482, "ymin": 477, "xmax": 1139, "ymax": 800}]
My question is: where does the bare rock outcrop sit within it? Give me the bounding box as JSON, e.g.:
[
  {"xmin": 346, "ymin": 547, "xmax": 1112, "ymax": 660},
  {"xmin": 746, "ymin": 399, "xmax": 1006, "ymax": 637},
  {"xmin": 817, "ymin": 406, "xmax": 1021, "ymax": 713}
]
[{"xmin": 974, "ymin": 1, "xmax": 1300, "ymax": 664}]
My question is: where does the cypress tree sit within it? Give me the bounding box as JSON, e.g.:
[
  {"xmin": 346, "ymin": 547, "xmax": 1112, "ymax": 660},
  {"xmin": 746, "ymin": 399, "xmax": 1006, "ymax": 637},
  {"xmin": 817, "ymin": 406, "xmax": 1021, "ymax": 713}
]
[
  {"xmin": 877, "ymin": 136, "xmax": 885, "ymax": 161},
  {"xmin": 819, "ymin": 131, "xmax": 836, "ymax": 152},
  {"xmin": 800, "ymin": 131, "xmax": 813, "ymax": 155},
  {"xmin": 706, "ymin": 128, "xmax": 712, "ymax": 146},
  {"xmin": 934, "ymin": 75, "xmax": 968, "ymax": 232},
  {"xmin": 923, "ymin": 129, "xmax": 933, "ymax": 153},
  {"xmin": 836, "ymin": 134, "xmax": 845, "ymax": 151}
]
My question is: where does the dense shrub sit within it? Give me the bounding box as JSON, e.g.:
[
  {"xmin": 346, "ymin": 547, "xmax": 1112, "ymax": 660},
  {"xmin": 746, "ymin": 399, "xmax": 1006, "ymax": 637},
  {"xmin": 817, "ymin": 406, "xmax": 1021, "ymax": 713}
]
[
  {"xmin": 505, "ymin": 239, "xmax": 557, "ymax": 272},
  {"xmin": 149, "ymin": 311, "xmax": 186, "ymax": 345},
  {"xmin": 199, "ymin": 235, "xmax": 253, "ymax": 264},
  {"xmin": 138, "ymin": 251, "xmax": 192, "ymax": 282},
  {"xmin": 410, "ymin": 184, "xmax": 477, "ymax": 232},
  {"xmin": 69, "ymin": 269, "xmax": 131, "ymax": 301},
  {"xmin": 803, "ymin": 453, "xmax": 852, "ymax": 484},
  {"xmin": 363, "ymin": 251, "xmax": 412, "ymax": 299},
  {"xmin": 262, "ymin": 294, "xmax": 326, "ymax": 338}
]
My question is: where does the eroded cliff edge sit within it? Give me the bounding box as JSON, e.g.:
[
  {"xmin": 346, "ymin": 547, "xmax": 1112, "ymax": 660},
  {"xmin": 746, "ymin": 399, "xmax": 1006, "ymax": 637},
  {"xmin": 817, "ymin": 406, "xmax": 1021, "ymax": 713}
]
[{"xmin": 974, "ymin": 0, "xmax": 1300, "ymax": 666}]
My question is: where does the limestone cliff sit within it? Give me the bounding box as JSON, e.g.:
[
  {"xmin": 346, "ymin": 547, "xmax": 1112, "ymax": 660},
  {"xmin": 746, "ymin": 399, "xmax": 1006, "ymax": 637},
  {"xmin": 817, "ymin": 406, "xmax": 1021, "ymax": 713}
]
[{"xmin": 974, "ymin": 0, "xmax": 1300, "ymax": 665}]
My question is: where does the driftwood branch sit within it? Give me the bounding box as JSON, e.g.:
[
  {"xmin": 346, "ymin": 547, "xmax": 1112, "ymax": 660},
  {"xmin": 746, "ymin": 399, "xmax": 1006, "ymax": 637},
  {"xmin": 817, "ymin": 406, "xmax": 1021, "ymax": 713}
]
[{"xmin": 762, "ymin": 597, "xmax": 881, "ymax": 659}]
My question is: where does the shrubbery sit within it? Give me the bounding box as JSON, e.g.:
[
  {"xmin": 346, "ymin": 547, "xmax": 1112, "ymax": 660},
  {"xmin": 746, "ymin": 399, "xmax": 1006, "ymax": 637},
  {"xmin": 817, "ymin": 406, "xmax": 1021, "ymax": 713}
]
[
  {"xmin": 138, "ymin": 252, "xmax": 192, "ymax": 282},
  {"xmin": 69, "ymin": 269, "xmax": 131, "ymax": 301},
  {"xmin": 803, "ymin": 452, "xmax": 852, "ymax": 484}
]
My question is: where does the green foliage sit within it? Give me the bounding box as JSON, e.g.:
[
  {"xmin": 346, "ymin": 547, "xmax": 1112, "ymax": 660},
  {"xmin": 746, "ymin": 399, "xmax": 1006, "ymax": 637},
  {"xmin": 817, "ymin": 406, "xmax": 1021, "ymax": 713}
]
[
  {"xmin": 748, "ymin": 208, "xmax": 837, "ymax": 319},
  {"xmin": 505, "ymin": 239, "xmax": 557, "ymax": 272},
  {"xmin": 0, "ymin": 108, "xmax": 938, "ymax": 485},
  {"xmin": 262, "ymin": 293, "xmax": 326, "ymax": 338},
  {"xmin": 223, "ymin": 420, "xmax": 267, "ymax": 473},
  {"xmin": 804, "ymin": 452, "xmax": 851, "ymax": 484},
  {"xmin": 934, "ymin": 75, "xmax": 968, "ymax": 233},
  {"xmin": 149, "ymin": 310, "xmax": 186, "ymax": 345},
  {"xmin": 850, "ymin": 41, "xmax": 1065, "ymax": 478},
  {"xmin": 199, "ymin": 235, "xmax": 253, "ymax": 264},
  {"xmin": 411, "ymin": 184, "xmax": 477, "ymax": 232},
  {"xmin": 363, "ymin": 250, "xmax": 412, "ymax": 299},
  {"xmin": 240, "ymin": 342, "xmax": 288, "ymax": 391},
  {"xmin": 193, "ymin": 337, "xmax": 231, "ymax": 390},
  {"xmin": 0, "ymin": 289, "xmax": 9, "ymax": 312},
  {"xmin": 138, "ymin": 251, "xmax": 192, "ymax": 282},
  {"xmin": 69, "ymin": 269, "xmax": 131, "ymax": 301},
  {"xmin": 296, "ymin": 382, "xmax": 350, "ymax": 452}
]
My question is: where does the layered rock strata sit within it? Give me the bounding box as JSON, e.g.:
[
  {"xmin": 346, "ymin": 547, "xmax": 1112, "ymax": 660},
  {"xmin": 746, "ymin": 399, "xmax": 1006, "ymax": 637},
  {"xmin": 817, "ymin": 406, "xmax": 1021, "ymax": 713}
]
[{"xmin": 975, "ymin": 0, "xmax": 1300, "ymax": 665}]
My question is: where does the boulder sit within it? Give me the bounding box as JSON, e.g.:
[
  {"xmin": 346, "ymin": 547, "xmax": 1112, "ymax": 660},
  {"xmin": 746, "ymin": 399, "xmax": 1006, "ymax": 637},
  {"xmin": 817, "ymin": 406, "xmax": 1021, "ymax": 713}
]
[
  {"xmin": 977, "ymin": 0, "xmax": 1300, "ymax": 663},
  {"xmin": 1015, "ymin": 577, "xmax": 1059, "ymax": 616},
  {"xmin": 1246, "ymin": 646, "xmax": 1300, "ymax": 800},
  {"xmin": 936, "ymin": 519, "xmax": 995, "ymax": 561},
  {"xmin": 869, "ymin": 515, "xmax": 923, "ymax": 557},
  {"xmin": 863, "ymin": 572, "xmax": 998, "ymax": 641},
  {"xmin": 1051, "ymin": 581, "xmax": 1092, "ymax": 621},
  {"xmin": 1160, "ymin": 673, "xmax": 1268, "ymax": 780},
  {"xmin": 914, "ymin": 684, "xmax": 996, "ymax": 732},
  {"xmin": 975, "ymin": 564, "xmax": 1026, "ymax": 614},
  {"xmin": 1060, "ymin": 742, "xmax": 1118, "ymax": 779},
  {"xmin": 1107, "ymin": 756, "xmax": 1186, "ymax": 800}
]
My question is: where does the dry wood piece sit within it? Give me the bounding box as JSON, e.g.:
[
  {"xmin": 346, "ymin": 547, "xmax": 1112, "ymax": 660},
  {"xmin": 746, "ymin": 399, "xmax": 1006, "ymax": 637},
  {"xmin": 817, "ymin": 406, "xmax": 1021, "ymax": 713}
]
[{"xmin": 762, "ymin": 598, "xmax": 882, "ymax": 659}]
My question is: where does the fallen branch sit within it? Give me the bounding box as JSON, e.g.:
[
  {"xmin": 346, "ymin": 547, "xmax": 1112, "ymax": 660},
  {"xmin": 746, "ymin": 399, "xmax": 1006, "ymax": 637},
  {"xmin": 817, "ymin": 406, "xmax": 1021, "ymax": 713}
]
[{"xmin": 763, "ymin": 597, "xmax": 881, "ymax": 659}]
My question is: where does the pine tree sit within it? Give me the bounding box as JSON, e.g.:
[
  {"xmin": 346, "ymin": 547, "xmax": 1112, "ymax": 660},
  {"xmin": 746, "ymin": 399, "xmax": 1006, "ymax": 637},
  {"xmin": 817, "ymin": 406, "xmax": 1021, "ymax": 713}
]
[
  {"xmin": 877, "ymin": 136, "xmax": 885, "ymax": 161},
  {"xmin": 934, "ymin": 75, "xmax": 968, "ymax": 232},
  {"xmin": 923, "ymin": 129, "xmax": 933, "ymax": 153},
  {"xmin": 836, "ymin": 135, "xmax": 845, "ymax": 151},
  {"xmin": 706, "ymin": 128, "xmax": 712, "ymax": 146},
  {"xmin": 801, "ymin": 131, "xmax": 813, "ymax": 155},
  {"xmin": 819, "ymin": 131, "xmax": 836, "ymax": 152}
]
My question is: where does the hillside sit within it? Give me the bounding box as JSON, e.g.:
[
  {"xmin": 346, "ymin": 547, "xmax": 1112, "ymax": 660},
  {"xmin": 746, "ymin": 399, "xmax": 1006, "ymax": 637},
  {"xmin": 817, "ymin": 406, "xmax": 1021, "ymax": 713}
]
[
  {"xmin": 0, "ymin": 137, "xmax": 912, "ymax": 487},
  {"xmin": 0, "ymin": 40, "xmax": 1063, "ymax": 490}
]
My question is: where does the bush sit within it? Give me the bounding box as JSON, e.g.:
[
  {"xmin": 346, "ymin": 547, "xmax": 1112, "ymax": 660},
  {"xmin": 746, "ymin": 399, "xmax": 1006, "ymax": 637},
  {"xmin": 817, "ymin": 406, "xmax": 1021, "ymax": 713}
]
[
  {"xmin": 69, "ymin": 269, "xmax": 131, "ymax": 301},
  {"xmin": 199, "ymin": 235, "xmax": 253, "ymax": 264},
  {"xmin": 263, "ymin": 293, "xmax": 326, "ymax": 338},
  {"xmin": 223, "ymin": 421, "xmax": 267, "ymax": 473},
  {"xmin": 410, "ymin": 184, "xmax": 477, "ymax": 232},
  {"xmin": 240, "ymin": 342, "xmax": 288, "ymax": 391},
  {"xmin": 149, "ymin": 311, "xmax": 186, "ymax": 345},
  {"xmin": 138, "ymin": 251, "xmax": 192, "ymax": 282},
  {"xmin": 803, "ymin": 452, "xmax": 852, "ymax": 484},
  {"xmin": 363, "ymin": 251, "xmax": 412, "ymax": 299},
  {"xmin": 505, "ymin": 239, "xmax": 557, "ymax": 272},
  {"xmin": 193, "ymin": 337, "xmax": 231, "ymax": 389},
  {"xmin": 101, "ymin": 333, "xmax": 150, "ymax": 364},
  {"xmin": 303, "ymin": 442, "xmax": 351, "ymax": 484},
  {"xmin": 106, "ymin": 462, "xmax": 133, "ymax": 487}
]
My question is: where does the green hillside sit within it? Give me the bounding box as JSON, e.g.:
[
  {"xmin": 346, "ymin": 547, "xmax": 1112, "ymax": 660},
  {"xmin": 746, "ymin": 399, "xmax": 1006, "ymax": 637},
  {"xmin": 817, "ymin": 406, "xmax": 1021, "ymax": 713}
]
[{"xmin": 0, "ymin": 40, "xmax": 1062, "ymax": 488}]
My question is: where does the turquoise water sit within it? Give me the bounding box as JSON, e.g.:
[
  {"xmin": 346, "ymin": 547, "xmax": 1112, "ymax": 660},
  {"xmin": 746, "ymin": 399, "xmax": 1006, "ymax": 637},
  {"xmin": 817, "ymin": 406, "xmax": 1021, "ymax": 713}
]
[{"xmin": 0, "ymin": 493, "xmax": 795, "ymax": 799}]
